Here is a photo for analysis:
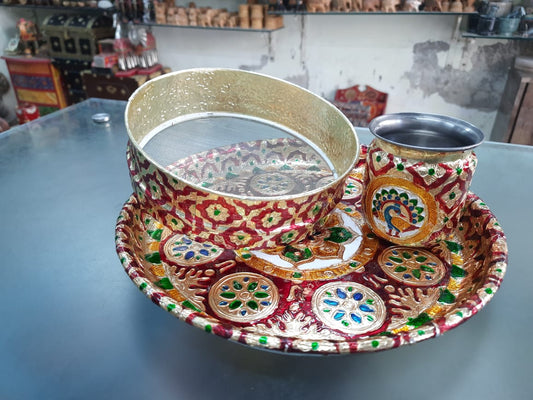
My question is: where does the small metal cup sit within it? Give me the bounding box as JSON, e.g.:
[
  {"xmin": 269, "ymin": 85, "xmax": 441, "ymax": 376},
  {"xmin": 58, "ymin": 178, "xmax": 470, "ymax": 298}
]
[{"xmin": 362, "ymin": 113, "xmax": 484, "ymax": 247}]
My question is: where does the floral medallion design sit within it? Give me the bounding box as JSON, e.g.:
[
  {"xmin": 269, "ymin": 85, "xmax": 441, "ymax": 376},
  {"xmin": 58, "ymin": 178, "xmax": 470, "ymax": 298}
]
[
  {"xmin": 208, "ymin": 272, "xmax": 279, "ymax": 323},
  {"xmin": 378, "ymin": 247, "xmax": 446, "ymax": 286},
  {"xmin": 312, "ymin": 282, "xmax": 386, "ymax": 335},
  {"xmin": 236, "ymin": 208, "xmax": 379, "ymax": 281},
  {"xmin": 249, "ymin": 172, "xmax": 297, "ymax": 196},
  {"xmin": 342, "ymin": 175, "xmax": 363, "ymax": 200},
  {"xmin": 163, "ymin": 234, "xmax": 223, "ymax": 266}
]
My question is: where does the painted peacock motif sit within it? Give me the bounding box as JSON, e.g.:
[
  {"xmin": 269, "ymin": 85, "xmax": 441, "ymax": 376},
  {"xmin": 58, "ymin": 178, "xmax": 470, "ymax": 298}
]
[{"xmin": 372, "ymin": 188, "xmax": 425, "ymax": 237}]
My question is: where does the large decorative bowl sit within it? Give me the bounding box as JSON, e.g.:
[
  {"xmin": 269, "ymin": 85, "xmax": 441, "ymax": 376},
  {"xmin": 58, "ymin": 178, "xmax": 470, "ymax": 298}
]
[{"xmin": 125, "ymin": 68, "xmax": 359, "ymax": 250}]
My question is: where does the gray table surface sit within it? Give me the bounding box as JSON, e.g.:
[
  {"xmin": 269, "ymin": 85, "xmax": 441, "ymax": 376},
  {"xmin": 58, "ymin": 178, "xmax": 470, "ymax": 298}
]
[{"xmin": 1, "ymin": 98, "xmax": 532, "ymax": 400}]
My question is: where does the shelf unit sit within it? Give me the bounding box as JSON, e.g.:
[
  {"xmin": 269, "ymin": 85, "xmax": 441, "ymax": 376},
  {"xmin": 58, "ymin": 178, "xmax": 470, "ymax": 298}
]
[
  {"xmin": 268, "ymin": 11, "xmax": 475, "ymax": 15},
  {"xmin": 0, "ymin": 3, "xmax": 115, "ymax": 14},
  {"xmin": 137, "ymin": 22, "xmax": 283, "ymax": 33},
  {"xmin": 0, "ymin": 3, "xmax": 282, "ymax": 33},
  {"xmin": 462, "ymin": 31, "xmax": 533, "ymax": 40}
]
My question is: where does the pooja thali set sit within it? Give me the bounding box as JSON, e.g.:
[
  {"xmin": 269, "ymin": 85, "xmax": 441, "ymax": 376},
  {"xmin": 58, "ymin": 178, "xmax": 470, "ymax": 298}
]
[{"xmin": 115, "ymin": 69, "xmax": 507, "ymax": 354}]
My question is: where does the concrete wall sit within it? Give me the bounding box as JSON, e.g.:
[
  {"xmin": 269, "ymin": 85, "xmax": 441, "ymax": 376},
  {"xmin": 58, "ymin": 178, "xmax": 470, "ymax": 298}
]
[{"xmin": 1, "ymin": 6, "xmax": 527, "ymax": 138}]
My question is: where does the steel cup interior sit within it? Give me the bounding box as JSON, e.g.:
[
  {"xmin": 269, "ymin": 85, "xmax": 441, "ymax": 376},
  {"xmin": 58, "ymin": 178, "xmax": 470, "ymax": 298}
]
[
  {"xmin": 369, "ymin": 113, "xmax": 484, "ymax": 152},
  {"xmin": 125, "ymin": 68, "xmax": 359, "ymax": 200}
]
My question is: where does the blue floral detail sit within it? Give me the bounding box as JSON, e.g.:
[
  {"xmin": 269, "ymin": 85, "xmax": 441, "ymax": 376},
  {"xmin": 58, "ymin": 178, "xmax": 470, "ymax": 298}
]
[
  {"xmin": 359, "ymin": 304, "xmax": 374, "ymax": 313},
  {"xmin": 333, "ymin": 311, "xmax": 345, "ymax": 320},
  {"xmin": 353, "ymin": 292, "xmax": 363, "ymax": 301},
  {"xmin": 324, "ymin": 299, "xmax": 339, "ymax": 306},
  {"xmin": 350, "ymin": 313, "xmax": 362, "ymax": 323},
  {"xmin": 336, "ymin": 288, "xmax": 347, "ymax": 299}
]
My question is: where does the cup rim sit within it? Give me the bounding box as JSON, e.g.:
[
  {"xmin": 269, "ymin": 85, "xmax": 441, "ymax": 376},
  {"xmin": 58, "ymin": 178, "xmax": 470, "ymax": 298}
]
[{"xmin": 368, "ymin": 112, "xmax": 485, "ymax": 152}]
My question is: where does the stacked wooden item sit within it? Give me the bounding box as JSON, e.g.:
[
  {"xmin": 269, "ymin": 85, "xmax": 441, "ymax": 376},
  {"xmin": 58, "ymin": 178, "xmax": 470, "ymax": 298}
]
[
  {"xmin": 301, "ymin": 0, "xmax": 476, "ymax": 12},
  {"xmin": 153, "ymin": 1, "xmax": 283, "ymax": 29}
]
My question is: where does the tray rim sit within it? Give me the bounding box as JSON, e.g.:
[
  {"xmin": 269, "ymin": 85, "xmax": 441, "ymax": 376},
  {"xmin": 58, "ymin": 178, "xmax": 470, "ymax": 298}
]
[{"xmin": 115, "ymin": 188, "xmax": 507, "ymax": 355}]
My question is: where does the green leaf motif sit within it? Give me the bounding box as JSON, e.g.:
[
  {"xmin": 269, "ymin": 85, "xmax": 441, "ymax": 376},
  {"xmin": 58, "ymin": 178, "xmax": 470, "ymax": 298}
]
[
  {"xmin": 247, "ymin": 301, "xmax": 258, "ymax": 310},
  {"xmin": 394, "ymin": 266, "xmax": 407, "ymax": 272},
  {"xmin": 415, "ymin": 256, "xmax": 427, "ymax": 262},
  {"xmin": 407, "ymin": 313, "xmax": 432, "ymax": 328},
  {"xmin": 254, "ymin": 292, "xmax": 269, "ymax": 299},
  {"xmin": 412, "ymin": 269, "xmax": 421, "ymax": 279},
  {"xmin": 229, "ymin": 300, "xmax": 242, "ymax": 310},
  {"xmin": 445, "ymin": 240, "xmax": 464, "ymax": 253},
  {"xmin": 220, "ymin": 292, "xmax": 236, "ymax": 299},
  {"xmin": 451, "ymin": 264, "xmax": 467, "ymax": 278},
  {"xmin": 420, "ymin": 265, "xmax": 435, "ymax": 273},
  {"xmin": 147, "ymin": 229, "xmax": 163, "ymax": 241},
  {"xmin": 182, "ymin": 300, "xmax": 201, "ymax": 312},
  {"xmin": 324, "ymin": 227, "xmax": 353, "ymax": 243},
  {"xmin": 155, "ymin": 278, "xmax": 173, "ymax": 290},
  {"xmin": 144, "ymin": 252, "xmax": 161, "ymax": 264},
  {"xmin": 247, "ymin": 282, "xmax": 258, "ymax": 291},
  {"xmin": 233, "ymin": 280, "xmax": 243, "ymax": 290},
  {"xmin": 438, "ymin": 288, "xmax": 456, "ymax": 304}
]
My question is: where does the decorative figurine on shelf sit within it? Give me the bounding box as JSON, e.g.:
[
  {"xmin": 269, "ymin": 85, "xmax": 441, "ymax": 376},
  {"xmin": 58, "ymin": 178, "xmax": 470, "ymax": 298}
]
[
  {"xmin": 305, "ymin": 0, "xmax": 332, "ymax": 12},
  {"xmin": 449, "ymin": 0, "xmax": 463, "ymax": 12},
  {"xmin": 382, "ymin": 0, "xmax": 401, "ymax": 12},
  {"xmin": 331, "ymin": 0, "xmax": 354, "ymax": 11},
  {"xmin": 362, "ymin": 0, "xmax": 381, "ymax": 12},
  {"xmin": 463, "ymin": 0, "xmax": 477, "ymax": 12},
  {"xmin": 352, "ymin": 0, "xmax": 363, "ymax": 10},
  {"xmin": 154, "ymin": 1, "xmax": 167, "ymax": 24},
  {"xmin": 16, "ymin": 18, "xmax": 40, "ymax": 56},
  {"xmin": 403, "ymin": 0, "xmax": 421, "ymax": 11},
  {"xmin": 423, "ymin": 0, "xmax": 443, "ymax": 11},
  {"xmin": 188, "ymin": 5, "xmax": 199, "ymax": 26}
]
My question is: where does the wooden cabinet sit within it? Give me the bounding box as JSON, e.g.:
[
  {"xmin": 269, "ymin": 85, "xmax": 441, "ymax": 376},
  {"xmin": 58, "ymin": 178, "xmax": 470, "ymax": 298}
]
[
  {"xmin": 2, "ymin": 56, "xmax": 68, "ymax": 114},
  {"xmin": 492, "ymin": 68, "xmax": 533, "ymax": 146}
]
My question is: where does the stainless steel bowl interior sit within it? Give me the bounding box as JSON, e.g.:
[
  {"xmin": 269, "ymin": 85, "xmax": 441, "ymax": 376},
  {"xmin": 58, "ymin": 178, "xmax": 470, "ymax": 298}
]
[{"xmin": 369, "ymin": 113, "xmax": 484, "ymax": 152}]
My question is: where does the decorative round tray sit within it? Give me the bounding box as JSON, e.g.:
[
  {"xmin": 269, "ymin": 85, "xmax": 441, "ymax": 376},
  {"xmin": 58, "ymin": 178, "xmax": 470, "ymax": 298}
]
[{"xmin": 115, "ymin": 147, "xmax": 508, "ymax": 354}]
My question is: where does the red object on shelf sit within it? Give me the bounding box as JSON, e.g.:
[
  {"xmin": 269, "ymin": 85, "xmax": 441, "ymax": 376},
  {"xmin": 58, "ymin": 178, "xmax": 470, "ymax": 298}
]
[
  {"xmin": 136, "ymin": 64, "xmax": 162, "ymax": 75},
  {"xmin": 2, "ymin": 55, "xmax": 68, "ymax": 111},
  {"xmin": 115, "ymin": 68, "xmax": 139, "ymax": 77},
  {"xmin": 333, "ymin": 84, "xmax": 388, "ymax": 127},
  {"xmin": 16, "ymin": 102, "xmax": 40, "ymax": 124}
]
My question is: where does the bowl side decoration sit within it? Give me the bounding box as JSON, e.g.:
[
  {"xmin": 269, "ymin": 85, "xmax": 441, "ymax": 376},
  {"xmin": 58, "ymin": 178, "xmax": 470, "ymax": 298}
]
[{"xmin": 125, "ymin": 68, "xmax": 359, "ymax": 250}]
